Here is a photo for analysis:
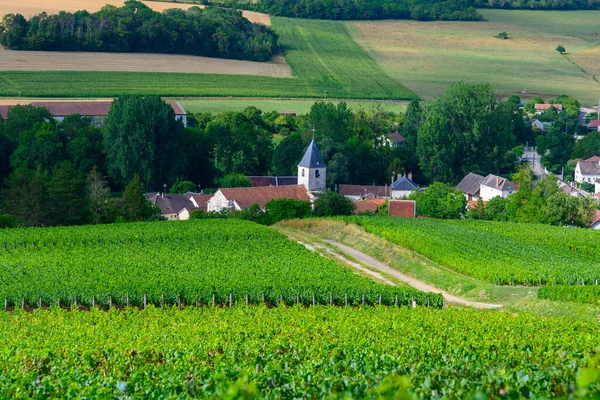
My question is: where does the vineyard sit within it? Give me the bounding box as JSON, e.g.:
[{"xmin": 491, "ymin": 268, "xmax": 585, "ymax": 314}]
[
  {"xmin": 350, "ymin": 217, "xmax": 600, "ymax": 285},
  {"xmin": 539, "ymin": 285, "xmax": 600, "ymax": 305},
  {"xmin": 1, "ymin": 306, "xmax": 599, "ymax": 398},
  {"xmin": 0, "ymin": 219, "xmax": 441, "ymax": 308}
]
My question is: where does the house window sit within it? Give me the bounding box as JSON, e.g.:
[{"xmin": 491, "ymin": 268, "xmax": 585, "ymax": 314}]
[{"xmin": 315, "ymin": 170, "xmax": 320, "ymax": 178}]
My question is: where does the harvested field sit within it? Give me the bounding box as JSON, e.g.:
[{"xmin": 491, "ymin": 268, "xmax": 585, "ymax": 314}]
[
  {"xmin": 0, "ymin": 48, "xmax": 292, "ymax": 76},
  {"xmin": 0, "ymin": 0, "xmax": 270, "ymax": 25},
  {"xmin": 348, "ymin": 9, "xmax": 600, "ymax": 104}
]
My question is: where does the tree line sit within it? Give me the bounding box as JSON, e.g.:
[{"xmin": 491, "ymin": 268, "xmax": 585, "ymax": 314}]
[
  {"xmin": 0, "ymin": 0, "xmax": 277, "ymax": 61},
  {"xmin": 222, "ymin": 0, "xmax": 483, "ymax": 21}
]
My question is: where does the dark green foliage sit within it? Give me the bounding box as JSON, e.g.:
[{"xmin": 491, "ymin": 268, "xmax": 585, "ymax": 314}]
[
  {"xmin": 416, "ymin": 83, "xmax": 518, "ymax": 182},
  {"xmin": 104, "ymin": 96, "xmax": 184, "ymax": 189},
  {"xmin": 495, "ymin": 32, "xmax": 509, "ymax": 39},
  {"xmin": 221, "ymin": 173, "xmax": 252, "ymax": 188},
  {"xmin": 47, "ymin": 161, "xmax": 91, "ymax": 226},
  {"xmin": 231, "ymin": 0, "xmax": 483, "ymax": 21},
  {"xmin": 170, "ymin": 179, "xmax": 197, "ymax": 194},
  {"xmin": 272, "ymin": 134, "xmax": 305, "ymax": 176},
  {"xmin": 556, "ymin": 45, "xmax": 566, "ymax": 54},
  {"xmin": 0, "ymin": 1, "xmax": 277, "ymax": 61},
  {"xmin": 265, "ymin": 198, "xmax": 312, "ymax": 222},
  {"xmin": 409, "ymin": 182, "xmax": 467, "ymax": 219},
  {"xmin": 0, "ymin": 214, "xmax": 16, "ymax": 228},
  {"xmin": 539, "ymin": 285, "xmax": 600, "ymax": 305},
  {"xmin": 121, "ymin": 174, "xmax": 159, "ymax": 222},
  {"xmin": 87, "ymin": 166, "xmax": 117, "ymax": 225},
  {"xmin": 1, "ymin": 167, "xmax": 49, "ymax": 227},
  {"xmin": 573, "ymin": 133, "xmax": 600, "ymax": 160},
  {"xmin": 313, "ymin": 191, "xmax": 355, "ymax": 217}
]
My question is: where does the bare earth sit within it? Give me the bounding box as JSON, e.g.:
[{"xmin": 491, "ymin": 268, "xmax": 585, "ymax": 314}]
[
  {"xmin": 0, "ymin": 0, "xmax": 271, "ymax": 25},
  {"xmin": 0, "ymin": 48, "xmax": 292, "ymax": 76},
  {"xmin": 323, "ymin": 239, "xmax": 503, "ymax": 310}
]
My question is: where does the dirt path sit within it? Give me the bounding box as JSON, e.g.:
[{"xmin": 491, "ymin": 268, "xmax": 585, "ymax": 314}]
[{"xmin": 324, "ymin": 239, "xmax": 503, "ymax": 310}]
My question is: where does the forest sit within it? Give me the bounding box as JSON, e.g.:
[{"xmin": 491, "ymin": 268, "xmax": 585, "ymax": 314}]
[{"xmin": 0, "ymin": 1, "xmax": 277, "ymax": 61}]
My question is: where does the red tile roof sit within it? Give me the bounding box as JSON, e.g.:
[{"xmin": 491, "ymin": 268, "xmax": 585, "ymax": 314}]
[
  {"xmin": 588, "ymin": 120, "xmax": 600, "ymax": 129},
  {"xmin": 535, "ymin": 104, "xmax": 563, "ymax": 111},
  {"xmin": 391, "ymin": 132, "xmax": 406, "ymax": 143},
  {"xmin": 0, "ymin": 105, "xmax": 9, "ymax": 120},
  {"xmin": 247, "ymin": 176, "xmax": 297, "ymax": 187},
  {"xmin": 585, "ymin": 155, "xmax": 600, "ymax": 162},
  {"xmin": 219, "ymin": 186, "xmax": 310, "ymax": 209},
  {"xmin": 353, "ymin": 201, "xmax": 378, "ymax": 214},
  {"xmin": 339, "ymin": 184, "xmax": 390, "ymax": 197},
  {"xmin": 388, "ymin": 200, "xmax": 415, "ymax": 218}
]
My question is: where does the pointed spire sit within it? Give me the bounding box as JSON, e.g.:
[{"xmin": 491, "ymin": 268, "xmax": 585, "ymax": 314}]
[{"xmin": 298, "ymin": 139, "xmax": 326, "ymax": 168}]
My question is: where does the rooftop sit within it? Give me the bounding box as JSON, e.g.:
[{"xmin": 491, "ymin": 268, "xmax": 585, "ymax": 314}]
[
  {"xmin": 298, "ymin": 139, "xmax": 326, "ymax": 169},
  {"xmin": 456, "ymin": 173, "xmax": 485, "ymax": 196},
  {"xmin": 391, "ymin": 176, "xmax": 419, "ymax": 192},
  {"xmin": 219, "ymin": 185, "xmax": 311, "ymax": 209}
]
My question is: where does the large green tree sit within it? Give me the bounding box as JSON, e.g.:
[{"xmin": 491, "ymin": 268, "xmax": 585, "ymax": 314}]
[
  {"xmin": 409, "ymin": 182, "xmax": 466, "ymax": 219},
  {"xmin": 121, "ymin": 174, "xmax": 158, "ymax": 222},
  {"xmin": 104, "ymin": 96, "xmax": 184, "ymax": 190},
  {"xmin": 47, "ymin": 161, "xmax": 91, "ymax": 226},
  {"xmin": 417, "ymin": 83, "xmax": 517, "ymax": 183},
  {"xmin": 1, "ymin": 167, "xmax": 49, "ymax": 227}
]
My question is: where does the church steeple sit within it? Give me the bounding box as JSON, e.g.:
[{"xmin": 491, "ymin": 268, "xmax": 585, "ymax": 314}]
[{"xmin": 298, "ymin": 139, "xmax": 326, "ymax": 192}]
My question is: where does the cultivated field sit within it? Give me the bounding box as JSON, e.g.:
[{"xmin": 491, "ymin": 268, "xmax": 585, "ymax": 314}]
[
  {"xmin": 178, "ymin": 98, "xmax": 408, "ymax": 114},
  {"xmin": 0, "ymin": 48, "xmax": 292, "ymax": 76},
  {"xmin": 349, "ymin": 10, "xmax": 600, "ymax": 104},
  {"xmin": 0, "ymin": 0, "xmax": 271, "ymax": 25}
]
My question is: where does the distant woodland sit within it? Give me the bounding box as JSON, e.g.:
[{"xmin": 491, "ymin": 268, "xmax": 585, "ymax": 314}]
[{"xmin": 0, "ymin": 0, "xmax": 277, "ymax": 61}]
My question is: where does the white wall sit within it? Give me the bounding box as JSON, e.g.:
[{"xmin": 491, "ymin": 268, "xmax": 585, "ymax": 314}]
[
  {"xmin": 207, "ymin": 191, "xmax": 241, "ymax": 212},
  {"xmin": 479, "ymin": 185, "xmax": 512, "ymax": 201},
  {"xmin": 298, "ymin": 166, "xmax": 326, "ymax": 192},
  {"xmin": 391, "ymin": 190, "xmax": 414, "ymax": 199}
]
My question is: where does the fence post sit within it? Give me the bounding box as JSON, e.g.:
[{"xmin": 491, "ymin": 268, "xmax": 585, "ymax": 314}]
[
  {"xmin": 126, "ymin": 294, "xmax": 129, "ymax": 308},
  {"xmin": 345, "ymin": 293, "xmax": 348, "ymax": 307},
  {"xmin": 21, "ymin": 298, "xmax": 25, "ymax": 310},
  {"xmin": 411, "ymin": 296, "xmax": 416, "ymax": 309},
  {"xmin": 378, "ymin": 294, "xmax": 381, "ymax": 306},
  {"xmin": 296, "ymin": 294, "xmax": 299, "ymax": 305},
  {"xmin": 329, "ymin": 293, "xmax": 332, "ymax": 306},
  {"xmin": 109, "ymin": 296, "xmax": 112, "ymax": 309},
  {"xmin": 58, "ymin": 298, "xmax": 60, "ymax": 308},
  {"xmin": 262, "ymin": 293, "xmax": 265, "ymax": 305},
  {"xmin": 143, "ymin": 294, "xmax": 147, "ymax": 310},
  {"xmin": 229, "ymin": 293, "xmax": 233, "ymax": 308},
  {"xmin": 74, "ymin": 296, "xmax": 77, "ymax": 309},
  {"xmin": 4, "ymin": 299, "xmax": 7, "ymax": 311},
  {"xmin": 92, "ymin": 296, "xmax": 95, "ymax": 308},
  {"xmin": 39, "ymin": 298, "xmax": 42, "ymax": 308},
  {"xmin": 161, "ymin": 294, "xmax": 165, "ymax": 309},
  {"xmin": 178, "ymin": 295, "xmax": 182, "ymax": 310},
  {"xmin": 312, "ymin": 293, "xmax": 315, "ymax": 307},
  {"xmin": 195, "ymin": 296, "xmax": 199, "ymax": 308},
  {"xmin": 280, "ymin": 294, "xmax": 283, "ymax": 306},
  {"xmin": 395, "ymin": 295, "xmax": 398, "ymax": 307},
  {"xmin": 362, "ymin": 294, "xmax": 365, "ymax": 306},
  {"xmin": 212, "ymin": 294, "xmax": 215, "ymax": 306},
  {"xmin": 245, "ymin": 293, "xmax": 249, "ymax": 307}
]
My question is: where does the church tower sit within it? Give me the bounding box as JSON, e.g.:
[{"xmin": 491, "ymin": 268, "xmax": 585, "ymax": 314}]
[{"xmin": 298, "ymin": 139, "xmax": 326, "ymax": 192}]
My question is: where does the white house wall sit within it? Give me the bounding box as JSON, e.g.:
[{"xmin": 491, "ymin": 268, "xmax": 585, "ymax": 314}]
[
  {"xmin": 391, "ymin": 190, "xmax": 414, "ymax": 199},
  {"xmin": 480, "ymin": 186, "xmax": 505, "ymax": 201}
]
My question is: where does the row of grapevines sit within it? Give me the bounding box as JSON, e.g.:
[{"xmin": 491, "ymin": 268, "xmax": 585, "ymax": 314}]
[
  {"xmin": 0, "ymin": 219, "xmax": 442, "ymax": 308},
  {"xmin": 0, "ymin": 306, "xmax": 598, "ymax": 398},
  {"xmin": 539, "ymin": 285, "xmax": 600, "ymax": 305},
  {"xmin": 349, "ymin": 216, "xmax": 600, "ymax": 285}
]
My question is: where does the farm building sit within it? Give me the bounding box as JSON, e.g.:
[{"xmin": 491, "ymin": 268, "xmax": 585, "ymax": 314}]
[
  {"xmin": 0, "ymin": 100, "xmax": 187, "ymax": 127},
  {"xmin": 146, "ymin": 192, "xmax": 212, "ymax": 220},
  {"xmin": 207, "ymin": 186, "xmax": 312, "ymax": 212},
  {"xmin": 456, "ymin": 173, "xmax": 517, "ymax": 201},
  {"xmin": 391, "ymin": 174, "xmax": 419, "ymax": 198},
  {"xmin": 339, "ymin": 184, "xmax": 390, "ymax": 201},
  {"xmin": 388, "ymin": 200, "xmax": 416, "ymax": 218},
  {"xmin": 588, "ymin": 120, "xmax": 600, "ymax": 132},
  {"xmin": 534, "ymin": 104, "xmax": 562, "ymax": 114},
  {"xmin": 574, "ymin": 156, "xmax": 600, "ymax": 184}
]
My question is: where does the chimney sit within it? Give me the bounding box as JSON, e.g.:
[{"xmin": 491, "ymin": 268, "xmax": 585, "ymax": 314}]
[
  {"xmin": 496, "ymin": 176, "xmax": 499, "ymax": 187},
  {"xmin": 408, "ymin": 172, "xmax": 413, "ymax": 181}
]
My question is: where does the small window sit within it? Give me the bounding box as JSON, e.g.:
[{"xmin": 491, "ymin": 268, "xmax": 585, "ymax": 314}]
[
  {"xmin": 302, "ymin": 169, "xmax": 305, "ymax": 177},
  {"xmin": 315, "ymin": 169, "xmax": 320, "ymax": 178}
]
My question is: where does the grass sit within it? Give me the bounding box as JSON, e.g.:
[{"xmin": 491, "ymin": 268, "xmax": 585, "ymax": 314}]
[
  {"xmin": 0, "ymin": 18, "xmax": 415, "ymax": 100},
  {"xmin": 348, "ymin": 9, "xmax": 600, "ymax": 104},
  {"xmin": 178, "ymin": 98, "xmax": 408, "ymax": 114},
  {"xmin": 276, "ymin": 219, "xmax": 600, "ymax": 321}
]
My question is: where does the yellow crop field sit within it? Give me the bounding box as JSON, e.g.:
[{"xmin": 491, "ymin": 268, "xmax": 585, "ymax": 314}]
[
  {"xmin": 348, "ymin": 10, "xmax": 600, "ymax": 104},
  {"xmin": 0, "ymin": 0, "xmax": 270, "ymax": 25}
]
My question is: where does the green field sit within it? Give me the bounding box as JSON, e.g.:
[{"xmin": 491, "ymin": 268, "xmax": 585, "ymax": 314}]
[
  {"xmin": 1, "ymin": 306, "xmax": 599, "ymax": 398},
  {"xmin": 0, "ymin": 18, "xmax": 415, "ymax": 100},
  {"xmin": 350, "ymin": 216, "xmax": 600, "ymax": 285},
  {"xmin": 178, "ymin": 98, "xmax": 408, "ymax": 114},
  {"xmin": 539, "ymin": 285, "xmax": 600, "ymax": 305},
  {"xmin": 0, "ymin": 219, "xmax": 439, "ymax": 308},
  {"xmin": 348, "ymin": 9, "xmax": 600, "ymax": 103}
]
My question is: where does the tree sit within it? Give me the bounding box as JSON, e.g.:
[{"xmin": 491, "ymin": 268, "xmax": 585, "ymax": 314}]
[
  {"xmin": 264, "ymin": 198, "xmax": 311, "ymax": 224},
  {"xmin": 524, "ymin": 96, "xmax": 544, "ymax": 114},
  {"xmin": 4, "ymin": 104, "xmax": 51, "ymax": 141},
  {"xmin": 556, "ymin": 45, "xmax": 566, "ymax": 54},
  {"xmin": 47, "ymin": 161, "xmax": 91, "ymax": 226},
  {"xmin": 9, "ymin": 120, "xmax": 63, "ymax": 172},
  {"xmin": 2, "ymin": 167, "xmax": 49, "ymax": 227},
  {"xmin": 170, "ymin": 179, "xmax": 197, "ymax": 194},
  {"xmin": 221, "ymin": 173, "xmax": 252, "ymax": 188},
  {"xmin": 495, "ymin": 32, "xmax": 508, "ymax": 39},
  {"xmin": 272, "ymin": 134, "xmax": 305, "ymax": 176},
  {"xmin": 313, "ymin": 191, "xmax": 355, "ymax": 217},
  {"xmin": 307, "ymin": 102, "xmax": 352, "ymax": 143},
  {"xmin": 121, "ymin": 174, "xmax": 159, "ymax": 222},
  {"xmin": 104, "ymin": 96, "xmax": 184, "ymax": 189},
  {"xmin": 60, "ymin": 114, "xmax": 105, "ymax": 175},
  {"xmin": 87, "ymin": 166, "xmax": 116, "ymax": 224},
  {"xmin": 409, "ymin": 182, "xmax": 466, "ymax": 219},
  {"xmin": 416, "ymin": 83, "xmax": 516, "ymax": 183},
  {"xmin": 572, "ymin": 133, "xmax": 600, "ymax": 160},
  {"xmin": 0, "ymin": 214, "xmax": 16, "ymax": 228}
]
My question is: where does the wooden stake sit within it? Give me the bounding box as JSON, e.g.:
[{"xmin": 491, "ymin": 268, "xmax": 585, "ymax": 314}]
[
  {"xmin": 395, "ymin": 295, "xmax": 398, "ymax": 307},
  {"xmin": 344, "ymin": 293, "xmax": 348, "ymax": 307},
  {"xmin": 109, "ymin": 296, "xmax": 112, "ymax": 309},
  {"xmin": 245, "ymin": 293, "xmax": 249, "ymax": 306},
  {"xmin": 362, "ymin": 294, "xmax": 365, "ymax": 306},
  {"xmin": 312, "ymin": 293, "xmax": 315, "ymax": 307},
  {"xmin": 126, "ymin": 294, "xmax": 129, "ymax": 307},
  {"xmin": 229, "ymin": 293, "xmax": 233, "ymax": 308},
  {"xmin": 378, "ymin": 294, "xmax": 381, "ymax": 305},
  {"xmin": 161, "ymin": 294, "xmax": 164, "ymax": 309},
  {"xmin": 329, "ymin": 293, "xmax": 332, "ymax": 306},
  {"xmin": 143, "ymin": 294, "xmax": 147, "ymax": 310},
  {"xmin": 212, "ymin": 294, "xmax": 215, "ymax": 306}
]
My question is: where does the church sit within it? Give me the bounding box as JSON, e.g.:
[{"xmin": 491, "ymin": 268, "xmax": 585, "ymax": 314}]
[{"xmin": 206, "ymin": 139, "xmax": 327, "ymax": 212}]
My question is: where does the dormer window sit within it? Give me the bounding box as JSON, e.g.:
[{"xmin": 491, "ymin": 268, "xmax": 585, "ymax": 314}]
[{"xmin": 315, "ymin": 170, "xmax": 320, "ymax": 178}]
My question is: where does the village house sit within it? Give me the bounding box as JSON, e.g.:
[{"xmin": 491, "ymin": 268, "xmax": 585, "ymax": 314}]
[
  {"xmin": 339, "ymin": 184, "xmax": 390, "ymax": 201},
  {"xmin": 456, "ymin": 173, "xmax": 517, "ymax": 202},
  {"xmin": 247, "ymin": 176, "xmax": 298, "ymax": 187},
  {"xmin": 534, "ymin": 104, "xmax": 563, "ymax": 115},
  {"xmin": 207, "ymin": 186, "xmax": 312, "ymax": 212},
  {"xmin": 146, "ymin": 192, "xmax": 213, "ymax": 221},
  {"xmin": 0, "ymin": 100, "xmax": 187, "ymax": 127},
  {"xmin": 574, "ymin": 156, "xmax": 600, "ymax": 184},
  {"xmin": 391, "ymin": 174, "xmax": 419, "ymax": 199},
  {"xmin": 588, "ymin": 120, "xmax": 600, "ymax": 132}
]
